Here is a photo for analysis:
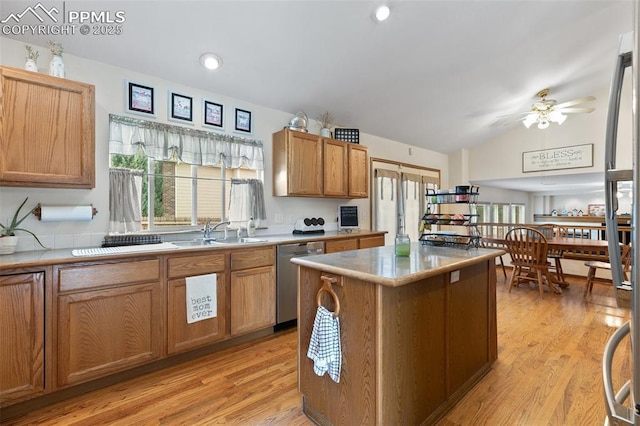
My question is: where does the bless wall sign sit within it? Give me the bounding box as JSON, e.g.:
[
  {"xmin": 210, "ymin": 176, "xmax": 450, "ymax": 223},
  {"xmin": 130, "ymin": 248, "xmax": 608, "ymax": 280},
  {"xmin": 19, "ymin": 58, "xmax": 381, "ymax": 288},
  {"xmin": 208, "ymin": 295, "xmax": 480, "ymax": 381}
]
[{"xmin": 522, "ymin": 143, "xmax": 593, "ymax": 173}]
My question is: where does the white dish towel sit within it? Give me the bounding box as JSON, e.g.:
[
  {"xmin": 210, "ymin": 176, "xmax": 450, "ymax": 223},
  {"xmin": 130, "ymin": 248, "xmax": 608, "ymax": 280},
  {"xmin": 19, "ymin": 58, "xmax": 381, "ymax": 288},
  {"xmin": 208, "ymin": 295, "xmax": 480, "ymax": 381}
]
[
  {"xmin": 185, "ymin": 274, "xmax": 217, "ymax": 324},
  {"xmin": 307, "ymin": 306, "xmax": 342, "ymax": 383}
]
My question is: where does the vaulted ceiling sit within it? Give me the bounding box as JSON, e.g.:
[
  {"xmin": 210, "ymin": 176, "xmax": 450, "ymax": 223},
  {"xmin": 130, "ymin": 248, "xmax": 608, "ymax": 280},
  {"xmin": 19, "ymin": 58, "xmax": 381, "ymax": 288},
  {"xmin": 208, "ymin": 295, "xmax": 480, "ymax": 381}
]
[{"xmin": 0, "ymin": 0, "xmax": 633, "ymax": 157}]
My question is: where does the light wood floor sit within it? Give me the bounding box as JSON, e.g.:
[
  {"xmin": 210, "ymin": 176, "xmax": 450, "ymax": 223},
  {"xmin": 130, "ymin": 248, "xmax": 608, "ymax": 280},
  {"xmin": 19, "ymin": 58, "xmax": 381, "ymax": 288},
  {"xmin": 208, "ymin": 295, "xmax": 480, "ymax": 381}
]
[{"xmin": 2, "ymin": 273, "xmax": 632, "ymax": 425}]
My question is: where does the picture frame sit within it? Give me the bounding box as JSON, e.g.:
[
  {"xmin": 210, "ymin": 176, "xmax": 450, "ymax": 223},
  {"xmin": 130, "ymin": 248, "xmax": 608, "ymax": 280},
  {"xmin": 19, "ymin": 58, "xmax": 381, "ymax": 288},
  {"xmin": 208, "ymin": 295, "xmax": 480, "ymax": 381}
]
[
  {"xmin": 234, "ymin": 108, "xmax": 252, "ymax": 134},
  {"xmin": 522, "ymin": 143, "xmax": 593, "ymax": 173},
  {"xmin": 203, "ymin": 99, "xmax": 224, "ymax": 129},
  {"xmin": 126, "ymin": 81, "xmax": 155, "ymax": 116},
  {"xmin": 588, "ymin": 204, "xmax": 605, "ymax": 217},
  {"xmin": 169, "ymin": 92, "xmax": 193, "ymax": 122}
]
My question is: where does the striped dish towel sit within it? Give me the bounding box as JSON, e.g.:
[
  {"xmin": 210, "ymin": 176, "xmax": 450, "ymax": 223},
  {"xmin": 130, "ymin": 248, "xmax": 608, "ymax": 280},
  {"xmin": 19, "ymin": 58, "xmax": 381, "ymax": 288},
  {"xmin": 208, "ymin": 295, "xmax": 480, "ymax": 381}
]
[{"xmin": 307, "ymin": 306, "xmax": 342, "ymax": 383}]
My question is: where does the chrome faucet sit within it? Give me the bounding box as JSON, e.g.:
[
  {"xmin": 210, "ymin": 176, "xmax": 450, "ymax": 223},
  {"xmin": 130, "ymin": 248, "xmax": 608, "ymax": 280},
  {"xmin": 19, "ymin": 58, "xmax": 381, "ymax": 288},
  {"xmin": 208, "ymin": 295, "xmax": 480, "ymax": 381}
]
[{"xmin": 203, "ymin": 220, "xmax": 231, "ymax": 241}]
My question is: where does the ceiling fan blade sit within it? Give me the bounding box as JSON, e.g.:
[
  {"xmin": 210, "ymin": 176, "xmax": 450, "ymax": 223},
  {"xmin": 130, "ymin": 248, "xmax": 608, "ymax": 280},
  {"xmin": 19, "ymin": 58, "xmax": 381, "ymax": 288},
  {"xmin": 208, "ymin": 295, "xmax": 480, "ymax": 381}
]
[
  {"xmin": 557, "ymin": 107, "xmax": 595, "ymax": 114},
  {"xmin": 554, "ymin": 96, "xmax": 596, "ymax": 109},
  {"xmin": 492, "ymin": 116, "xmax": 525, "ymax": 127},
  {"xmin": 496, "ymin": 111, "xmax": 531, "ymax": 119}
]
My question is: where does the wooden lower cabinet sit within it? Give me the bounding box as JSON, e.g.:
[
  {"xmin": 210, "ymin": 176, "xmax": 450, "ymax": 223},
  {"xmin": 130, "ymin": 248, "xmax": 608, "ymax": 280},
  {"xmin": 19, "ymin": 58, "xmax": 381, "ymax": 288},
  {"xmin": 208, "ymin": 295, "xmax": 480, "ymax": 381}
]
[
  {"xmin": 0, "ymin": 272, "xmax": 46, "ymax": 406},
  {"xmin": 448, "ymin": 261, "xmax": 493, "ymax": 394},
  {"xmin": 167, "ymin": 253, "xmax": 228, "ymax": 354},
  {"xmin": 55, "ymin": 259, "xmax": 162, "ymax": 387},
  {"xmin": 230, "ymin": 265, "xmax": 276, "ymax": 336},
  {"xmin": 359, "ymin": 235, "xmax": 385, "ymax": 249},
  {"xmin": 326, "ymin": 235, "xmax": 385, "ymax": 253},
  {"xmin": 229, "ymin": 246, "xmax": 276, "ymax": 336},
  {"xmin": 325, "ymin": 238, "xmax": 359, "ymax": 253},
  {"xmin": 298, "ymin": 260, "xmax": 496, "ymax": 425}
]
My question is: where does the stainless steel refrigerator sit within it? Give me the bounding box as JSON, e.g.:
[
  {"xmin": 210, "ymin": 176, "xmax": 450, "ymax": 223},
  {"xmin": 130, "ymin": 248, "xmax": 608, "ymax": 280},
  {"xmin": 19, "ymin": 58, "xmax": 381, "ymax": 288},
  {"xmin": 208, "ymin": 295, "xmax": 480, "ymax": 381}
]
[{"xmin": 603, "ymin": 2, "xmax": 640, "ymax": 424}]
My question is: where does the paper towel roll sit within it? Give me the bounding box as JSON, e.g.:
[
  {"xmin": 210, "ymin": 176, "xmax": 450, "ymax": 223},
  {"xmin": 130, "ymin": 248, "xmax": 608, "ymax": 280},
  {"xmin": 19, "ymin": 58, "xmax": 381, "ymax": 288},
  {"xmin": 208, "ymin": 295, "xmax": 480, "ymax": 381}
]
[{"xmin": 40, "ymin": 206, "xmax": 94, "ymax": 222}]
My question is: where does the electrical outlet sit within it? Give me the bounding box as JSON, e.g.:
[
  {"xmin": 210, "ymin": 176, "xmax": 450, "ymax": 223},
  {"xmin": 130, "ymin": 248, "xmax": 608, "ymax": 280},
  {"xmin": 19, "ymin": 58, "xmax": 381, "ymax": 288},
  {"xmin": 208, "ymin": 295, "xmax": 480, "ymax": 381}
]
[
  {"xmin": 450, "ymin": 270, "xmax": 460, "ymax": 283},
  {"xmin": 274, "ymin": 213, "xmax": 283, "ymax": 224}
]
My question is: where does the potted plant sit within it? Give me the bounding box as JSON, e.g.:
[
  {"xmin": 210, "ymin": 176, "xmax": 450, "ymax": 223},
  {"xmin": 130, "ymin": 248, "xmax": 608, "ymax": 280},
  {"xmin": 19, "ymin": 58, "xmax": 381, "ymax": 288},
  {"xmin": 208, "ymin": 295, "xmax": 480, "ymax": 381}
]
[
  {"xmin": 317, "ymin": 111, "xmax": 335, "ymax": 137},
  {"xmin": 0, "ymin": 197, "xmax": 45, "ymax": 254}
]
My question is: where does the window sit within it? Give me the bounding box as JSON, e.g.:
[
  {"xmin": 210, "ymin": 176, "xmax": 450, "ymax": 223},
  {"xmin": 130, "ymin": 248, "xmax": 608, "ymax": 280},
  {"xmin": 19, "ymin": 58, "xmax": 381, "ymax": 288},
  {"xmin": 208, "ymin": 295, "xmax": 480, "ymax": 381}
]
[
  {"xmin": 475, "ymin": 202, "xmax": 526, "ymax": 224},
  {"xmin": 371, "ymin": 159, "xmax": 440, "ymax": 245},
  {"xmin": 110, "ymin": 152, "xmax": 259, "ymax": 230},
  {"xmin": 511, "ymin": 204, "xmax": 526, "ymax": 223},
  {"xmin": 108, "ymin": 114, "xmax": 264, "ymax": 233}
]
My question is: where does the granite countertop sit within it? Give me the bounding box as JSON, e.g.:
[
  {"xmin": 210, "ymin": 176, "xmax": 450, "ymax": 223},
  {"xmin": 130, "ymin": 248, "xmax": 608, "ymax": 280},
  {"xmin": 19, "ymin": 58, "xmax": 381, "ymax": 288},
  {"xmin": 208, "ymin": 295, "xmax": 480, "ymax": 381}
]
[
  {"xmin": 0, "ymin": 230, "xmax": 386, "ymax": 270},
  {"xmin": 291, "ymin": 242, "xmax": 505, "ymax": 287}
]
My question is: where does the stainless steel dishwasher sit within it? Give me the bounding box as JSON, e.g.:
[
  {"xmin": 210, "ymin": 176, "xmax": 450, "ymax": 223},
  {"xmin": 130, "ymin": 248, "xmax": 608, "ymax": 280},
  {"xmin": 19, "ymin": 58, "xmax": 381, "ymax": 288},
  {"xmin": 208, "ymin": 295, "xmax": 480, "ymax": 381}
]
[{"xmin": 276, "ymin": 241, "xmax": 325, "ymax": 328}]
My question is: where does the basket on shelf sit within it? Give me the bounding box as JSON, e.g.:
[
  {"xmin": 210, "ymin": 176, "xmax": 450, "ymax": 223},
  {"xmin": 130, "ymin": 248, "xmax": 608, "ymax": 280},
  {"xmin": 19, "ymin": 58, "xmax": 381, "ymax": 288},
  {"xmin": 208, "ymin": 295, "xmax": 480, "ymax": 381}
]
[{"xmin": 419, "ymin": 233, "xmax": 481, "ymax": 249}]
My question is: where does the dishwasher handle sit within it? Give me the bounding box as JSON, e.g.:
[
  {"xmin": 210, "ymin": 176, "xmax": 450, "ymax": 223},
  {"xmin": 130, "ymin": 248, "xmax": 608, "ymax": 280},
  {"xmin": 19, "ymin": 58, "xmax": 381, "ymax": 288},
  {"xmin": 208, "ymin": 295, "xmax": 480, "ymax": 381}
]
[{"xmin": 290, "ymin": 248, "xmax": 323, "ymax": 256}]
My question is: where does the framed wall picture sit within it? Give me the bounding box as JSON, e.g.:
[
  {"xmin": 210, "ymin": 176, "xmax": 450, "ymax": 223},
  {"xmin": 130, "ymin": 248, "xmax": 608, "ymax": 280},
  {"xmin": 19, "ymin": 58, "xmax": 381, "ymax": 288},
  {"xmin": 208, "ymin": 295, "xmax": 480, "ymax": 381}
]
[
  {"xmin": 588, "ymin": 204, "xmax": 605, "ymax": 217},
  {"xmin": 126, "ymin": 81, "xmax": 155, "ymax": 116},
  {"xmin": 522, "ymin": 143, "xmax": 593, "ymax": 173},
  {"xmin": 169, "ymin": 92, "xmax": 193, "ymax": 123},
  {"xmin": 203, "ymin": 100, "xmax": 224, "ymax": 129},
  {"xmin": 235, "ymin": 108, "xmax": 252, "ymax": 134}
]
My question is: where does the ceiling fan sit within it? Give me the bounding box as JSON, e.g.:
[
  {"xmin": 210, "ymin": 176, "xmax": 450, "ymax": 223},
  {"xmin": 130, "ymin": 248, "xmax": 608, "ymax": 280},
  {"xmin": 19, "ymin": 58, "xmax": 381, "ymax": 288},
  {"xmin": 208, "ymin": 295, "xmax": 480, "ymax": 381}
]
[{"xmin": 497, "ymin": 89, "xmax": 596, "ymax": 129}]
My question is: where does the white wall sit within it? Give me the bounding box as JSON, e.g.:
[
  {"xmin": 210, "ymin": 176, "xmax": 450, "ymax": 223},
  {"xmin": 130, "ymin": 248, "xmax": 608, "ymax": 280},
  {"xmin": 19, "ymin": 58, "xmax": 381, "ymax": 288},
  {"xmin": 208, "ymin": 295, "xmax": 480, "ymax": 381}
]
[
  {"xmin": 0, "ymin": 37, "xmax": 449, "ymax": 251},
  {"xmin": 467, "ymin": 74, "xmax": 633, "ymax": 185}
]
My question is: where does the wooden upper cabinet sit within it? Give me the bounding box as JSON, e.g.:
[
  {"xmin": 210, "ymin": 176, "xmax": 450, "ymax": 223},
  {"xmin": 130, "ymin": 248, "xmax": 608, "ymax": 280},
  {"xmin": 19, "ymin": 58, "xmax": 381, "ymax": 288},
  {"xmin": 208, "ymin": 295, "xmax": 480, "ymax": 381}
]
[
  {"xmin": 0, "ymin": 66, "xmax": 95, "ymax": 188},
  {"xmin": 323, "ymin": 138, "xmax": 348, "ymax": 197},
  {"xmin": 273, "ymin": 129, "xmax": 323, "ymax": 196},
  {"xmin": 348, "ymin": 144, "xmax": 369, "ymax": 198},
  {"xmin": 272, "ymin": 129, "xmax": 368, "ymax": 198}
]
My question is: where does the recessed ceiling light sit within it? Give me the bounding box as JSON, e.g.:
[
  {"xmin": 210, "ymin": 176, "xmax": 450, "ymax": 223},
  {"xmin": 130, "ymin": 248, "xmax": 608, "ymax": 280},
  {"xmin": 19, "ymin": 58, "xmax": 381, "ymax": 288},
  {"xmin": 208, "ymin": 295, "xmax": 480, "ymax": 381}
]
[
  {"xmin": 199, "ymin": 53, "xmax": 223, "ymax": 70},
  {"xmin": 374, "ymin": 5, "xmax": 391, "ymax": 22}
]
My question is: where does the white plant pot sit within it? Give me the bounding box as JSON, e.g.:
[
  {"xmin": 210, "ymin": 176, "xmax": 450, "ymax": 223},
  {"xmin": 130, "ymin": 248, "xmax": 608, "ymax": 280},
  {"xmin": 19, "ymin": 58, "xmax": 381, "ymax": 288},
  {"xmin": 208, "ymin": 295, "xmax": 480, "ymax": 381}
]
[
  {"xmin": 0, "ymin": 236, "xmax": 19, "ymax": 255},
  {"xmin": 25, "ymin": 58, "xmax": 38, "ymax": 72},
  {"xmin": 320, "ymin": 128, "xmax": 332, "ymax": 137},
  {"xmin": 49, "ymin": 55, "xmax": 65, "ymax": 78}
]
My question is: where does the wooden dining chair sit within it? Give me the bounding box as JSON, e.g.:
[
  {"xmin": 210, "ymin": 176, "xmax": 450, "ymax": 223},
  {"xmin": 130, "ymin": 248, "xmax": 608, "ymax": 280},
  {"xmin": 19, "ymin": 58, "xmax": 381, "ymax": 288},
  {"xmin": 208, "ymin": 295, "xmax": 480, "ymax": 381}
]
[
  {"xmin": 504, "ymin": 227, "xmax": 561, "ymax": 297},
  {"xmin": 547, "ymin": 225, "xmax": 569, "ymax": 286},
  {"xmin": 583, "ymin": 243, "xmax": 632, "ymax": 301},
  {"xmin": 481, "ymin": 240, "xmax": 507, "ymax": 279}
]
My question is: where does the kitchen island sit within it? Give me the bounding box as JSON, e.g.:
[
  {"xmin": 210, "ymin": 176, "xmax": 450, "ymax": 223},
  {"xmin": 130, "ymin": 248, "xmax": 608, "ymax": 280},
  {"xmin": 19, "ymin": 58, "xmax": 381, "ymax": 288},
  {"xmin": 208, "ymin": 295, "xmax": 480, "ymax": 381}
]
[{"xmin": 292, "ymin": 243, "xmax": 504, "ymax": 425}]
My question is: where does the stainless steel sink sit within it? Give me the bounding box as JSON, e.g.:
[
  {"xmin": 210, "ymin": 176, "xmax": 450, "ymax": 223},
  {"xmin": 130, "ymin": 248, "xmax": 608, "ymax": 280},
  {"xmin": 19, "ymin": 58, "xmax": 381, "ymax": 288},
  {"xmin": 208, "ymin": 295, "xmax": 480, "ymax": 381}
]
[
  {"xmin": 171, "ymin": 239, "xmax": 216, "ymax": 247},
  {"xmin": 211, "ymin": 237, "xmax": 268, "ymax": 245},
  {"xmin": 172, "ymin": 237, "xmax": 268, "ymax": 247}
]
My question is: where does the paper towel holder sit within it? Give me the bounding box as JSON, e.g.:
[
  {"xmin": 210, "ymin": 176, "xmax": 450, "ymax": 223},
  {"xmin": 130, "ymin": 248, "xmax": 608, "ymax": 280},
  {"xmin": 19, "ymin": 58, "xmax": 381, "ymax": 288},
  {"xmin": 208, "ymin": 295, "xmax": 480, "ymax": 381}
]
[{"xmin": 32, "ymin": 204, "xmax": 98, "ymax": 221}]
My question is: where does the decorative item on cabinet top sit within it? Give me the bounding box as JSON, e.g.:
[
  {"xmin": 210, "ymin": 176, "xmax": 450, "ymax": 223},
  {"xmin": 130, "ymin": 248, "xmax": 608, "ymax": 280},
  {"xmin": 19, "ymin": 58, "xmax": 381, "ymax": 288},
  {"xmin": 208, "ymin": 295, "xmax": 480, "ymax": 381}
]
[
  {"xmin": 334, "ymin": 128, "xmax": 359, "ymax": 144},
  {"xmin": 24, "ymin": 44, "xmax": 39, "ymax": 72},
  {"xmin": 317, "ymin": 111, "xmax": 335, "ymax": 137},
  {"xmin": 287, "ymin": 111, "xmax": 309, "ymax": 132},
  {"xmin": 47, "ymin": 40, "xmax": 65, "ymax": 78}
]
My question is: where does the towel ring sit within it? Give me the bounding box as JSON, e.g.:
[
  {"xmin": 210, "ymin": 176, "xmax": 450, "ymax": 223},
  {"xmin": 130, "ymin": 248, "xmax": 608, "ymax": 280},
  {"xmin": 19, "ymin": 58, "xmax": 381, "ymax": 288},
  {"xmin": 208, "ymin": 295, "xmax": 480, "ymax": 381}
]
[{"xmin": 316, "ymin": 275, "xmax": 343, "ymax": 318}]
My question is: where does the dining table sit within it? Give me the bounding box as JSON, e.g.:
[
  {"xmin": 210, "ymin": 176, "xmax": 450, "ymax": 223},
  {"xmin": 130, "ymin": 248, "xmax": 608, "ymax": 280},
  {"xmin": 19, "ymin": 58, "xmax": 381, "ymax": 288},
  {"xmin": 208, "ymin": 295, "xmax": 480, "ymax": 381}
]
[{"xmin": 482, "ymin": 234, "xmax": 612, "ymax": 289}]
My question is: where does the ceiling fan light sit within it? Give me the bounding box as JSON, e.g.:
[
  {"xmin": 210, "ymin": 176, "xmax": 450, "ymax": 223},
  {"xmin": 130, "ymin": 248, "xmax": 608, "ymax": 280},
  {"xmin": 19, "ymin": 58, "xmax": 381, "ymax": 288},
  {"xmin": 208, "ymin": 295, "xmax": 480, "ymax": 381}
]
[
  {"xmin": 537, "ymin": 120, "xmax": 550, "ymax": 130},
  {"xmin": 549, "ymin": 110, "xmax": 567, "ymax": 125},
  {"xmin": 522, "ymin": 113, "xmax": 537, "ymax": 128}
]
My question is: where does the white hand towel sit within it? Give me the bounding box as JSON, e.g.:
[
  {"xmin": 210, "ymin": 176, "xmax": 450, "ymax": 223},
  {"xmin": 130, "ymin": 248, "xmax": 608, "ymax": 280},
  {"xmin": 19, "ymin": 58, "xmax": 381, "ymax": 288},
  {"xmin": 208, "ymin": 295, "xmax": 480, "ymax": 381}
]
[
  {"xmin": 185, "ymin": 274, "xmax": 217, "ymax": 324},
  {"xmin": 307, "ymin": 306, "xmax": 342, "ymax": 383}
]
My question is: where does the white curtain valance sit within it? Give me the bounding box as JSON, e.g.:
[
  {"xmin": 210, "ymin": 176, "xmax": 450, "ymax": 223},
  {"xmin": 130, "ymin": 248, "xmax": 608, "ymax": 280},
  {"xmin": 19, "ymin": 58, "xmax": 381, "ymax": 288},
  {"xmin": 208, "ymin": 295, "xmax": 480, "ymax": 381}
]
[{"xmin": 108, "ymin": 114, "xmax": 264, "ymax": 170}]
